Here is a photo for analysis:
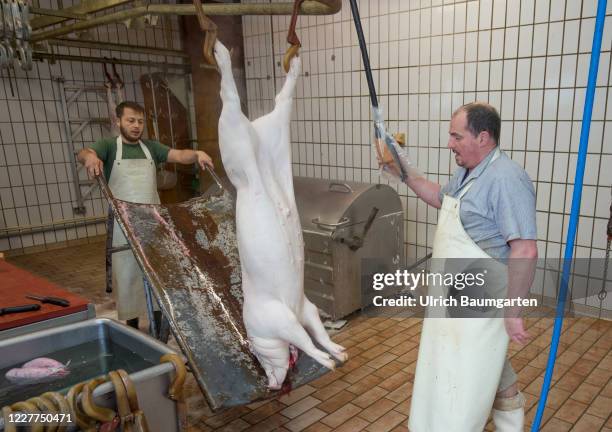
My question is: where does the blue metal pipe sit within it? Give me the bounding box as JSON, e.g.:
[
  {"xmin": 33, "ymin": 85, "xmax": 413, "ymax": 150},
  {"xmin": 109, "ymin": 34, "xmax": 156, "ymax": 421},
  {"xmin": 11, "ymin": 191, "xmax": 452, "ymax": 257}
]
[{"xmin": 531, "ymin": 0, "xmax": 608, "ymax": 430}]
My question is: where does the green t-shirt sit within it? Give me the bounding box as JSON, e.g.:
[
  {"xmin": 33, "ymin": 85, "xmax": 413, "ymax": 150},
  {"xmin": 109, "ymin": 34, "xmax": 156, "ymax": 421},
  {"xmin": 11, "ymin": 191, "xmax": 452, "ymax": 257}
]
[{"xmin": 90, "ymin": 137, "xmax": 170, "ymax": 181}]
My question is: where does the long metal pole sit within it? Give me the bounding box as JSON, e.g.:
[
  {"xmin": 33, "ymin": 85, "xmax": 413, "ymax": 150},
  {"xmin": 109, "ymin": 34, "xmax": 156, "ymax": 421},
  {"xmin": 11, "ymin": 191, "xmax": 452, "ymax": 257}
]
[
  {"xmin": 348, "ymin": 0, "xmax": 378, "ymax": 108},
  {"xmin": 31, "ymin": 1, "xmax": 341, "ymax": 43},
  {"xmin": 531, "ymin": 0, "xmax": 608, "ymax": 429}
]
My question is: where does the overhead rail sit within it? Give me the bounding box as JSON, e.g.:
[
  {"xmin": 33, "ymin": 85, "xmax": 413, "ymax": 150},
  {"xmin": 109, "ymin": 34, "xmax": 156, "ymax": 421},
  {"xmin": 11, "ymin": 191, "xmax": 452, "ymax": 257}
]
[
  {"xmin": 38, "ymin": 37, "xmax": 190, "ymax": 59},
  {"xmin": 30, "ymin": 1, "xmax": 341, "ymax": 43},
  {"xmin": 32, "ymin": 51, "xmax": 190, "ymax": 70}
]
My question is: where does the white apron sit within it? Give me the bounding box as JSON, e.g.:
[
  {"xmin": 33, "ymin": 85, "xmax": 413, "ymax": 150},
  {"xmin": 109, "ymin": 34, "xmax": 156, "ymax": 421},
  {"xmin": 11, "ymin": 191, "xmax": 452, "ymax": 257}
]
[
  {"xmin": 409, "ymin": 149, "xmax": 508, "ymax": 432},
  {"xmin": 109, "ymin": 136, "xmax": 160, "ymax": 320}
]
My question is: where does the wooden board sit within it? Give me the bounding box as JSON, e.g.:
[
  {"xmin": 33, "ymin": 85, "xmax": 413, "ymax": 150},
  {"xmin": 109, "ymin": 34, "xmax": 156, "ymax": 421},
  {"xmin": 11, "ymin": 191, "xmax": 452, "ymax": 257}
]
[{"xmin": 0, "ymin": 261, "xmax": 90, "ymax": 331}]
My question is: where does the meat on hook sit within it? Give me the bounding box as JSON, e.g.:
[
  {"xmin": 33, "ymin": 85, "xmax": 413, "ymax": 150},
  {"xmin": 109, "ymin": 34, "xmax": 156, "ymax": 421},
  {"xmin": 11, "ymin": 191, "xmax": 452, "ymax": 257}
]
[{"xmin": 214, "ymin": 41, "xmax": 348, "ymax": 390}]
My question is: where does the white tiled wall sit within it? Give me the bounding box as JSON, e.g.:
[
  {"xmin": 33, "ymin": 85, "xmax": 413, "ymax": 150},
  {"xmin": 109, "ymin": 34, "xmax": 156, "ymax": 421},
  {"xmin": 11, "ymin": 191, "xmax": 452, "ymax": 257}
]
[
  {"xmin": 242, "ymin": 0, "xmax": 612, "ymax": 312},
  {"xmin": 0, "ymin": 0, "xmax": 185, "ymax": 253}
]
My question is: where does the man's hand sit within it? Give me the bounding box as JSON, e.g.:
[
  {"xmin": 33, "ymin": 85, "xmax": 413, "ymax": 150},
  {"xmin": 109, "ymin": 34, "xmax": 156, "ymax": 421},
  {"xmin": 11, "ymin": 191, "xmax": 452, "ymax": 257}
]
[
  {"xmin": 504, "ymin": 317, "xmax": 529, "ymax": 345},
  {"xmin": 79, "ymin": 149, "xmax": 103, "ymax": 178},
  {"xmin": 196, "ymin": 150, "xmax": 214, "ymax": 170}
]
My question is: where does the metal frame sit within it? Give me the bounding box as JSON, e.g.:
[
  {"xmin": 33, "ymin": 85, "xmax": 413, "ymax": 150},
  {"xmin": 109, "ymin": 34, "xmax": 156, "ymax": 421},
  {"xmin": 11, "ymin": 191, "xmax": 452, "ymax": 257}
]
[
  {"xmin": 143, "ymin": 277, "xmax": 170, "ymax": 342},
  {"xmin": 30, "ymin": 1, "xmax": 341, "ymax": 43},
  {"xmin": 56, "ymin": 76, "xmax": 111, "ymax": 215}
]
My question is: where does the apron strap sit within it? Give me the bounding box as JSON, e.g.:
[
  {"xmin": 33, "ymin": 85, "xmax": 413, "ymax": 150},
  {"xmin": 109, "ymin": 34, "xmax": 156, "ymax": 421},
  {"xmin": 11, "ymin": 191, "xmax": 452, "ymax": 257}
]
[
  {"xmin": 455, "ymin": 147, "xmax": 501, "ymax": 201},
  {"xmin": 456, "ymin": 178, "xmax": 476, "ymax": 200},
  {"xmin": 116, "ymin": 136, "xmax": 154, "ymax": 161}
]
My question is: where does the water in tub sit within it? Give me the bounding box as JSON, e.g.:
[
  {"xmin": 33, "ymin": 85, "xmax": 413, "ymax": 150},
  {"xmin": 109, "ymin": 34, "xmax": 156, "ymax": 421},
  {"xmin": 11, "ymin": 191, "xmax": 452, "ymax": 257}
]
[{"xmin": 0, "ymin": 340, "xmax": 156, "ymax": 406}]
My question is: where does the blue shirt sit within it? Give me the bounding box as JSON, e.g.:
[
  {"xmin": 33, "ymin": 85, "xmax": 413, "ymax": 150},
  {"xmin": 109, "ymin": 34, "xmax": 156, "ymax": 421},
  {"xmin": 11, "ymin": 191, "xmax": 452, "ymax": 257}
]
[{"xmin": 439, "ymin": 148, "xmax": 537, "ymax": 260}]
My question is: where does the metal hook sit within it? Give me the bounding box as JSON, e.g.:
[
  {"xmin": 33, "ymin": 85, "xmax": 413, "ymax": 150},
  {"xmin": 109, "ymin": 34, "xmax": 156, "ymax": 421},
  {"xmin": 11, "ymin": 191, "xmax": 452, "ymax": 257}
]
[
  {"xmin": 14, "ymin": 39, "xmax": 31, "ymax": 70},
  {"xmin": 11, "ymin": 0, "xmax": 21, "ymax": 40},
  {"xmin": 111, "ymin": 59, "xmax": 124, "ymax": 88},
  {"xmin": 202, "ymin": 25, "xmax": 217, "ymax": 66},
  {"xmin": 283, "ymin": 0, "xmax": 305, "ymax": 73},
  {"xmin": 0, "ymin": 1, "xmax": 5, "ymax": 40},
  {"xmin": 0, "ymin": 44, "xmax": 8, "ymax": 69},
  {"xmin": 103, "ymin": 58, "xmax": 114, "ymax": 87},
  {"xmin": 283, "ymin": 43, "xmax": 300, "ymax": 73},
  {"xmin": 192, "ymin": 0, "xmax": 217, "ymax": 66},
  {"xmin": 3, "ymin": 0, "xmax": 14, "ymax": 35},
  {"xmin": 12, "ymin": 43, "xmax": 24, "ymax": 68},
  {"xmin": 19, "ymin": 0, "xmax": 30, "ymax": 40},
  {"xmin": 22, "ymin": 41, "xmax": 31, "ymax": 70}
]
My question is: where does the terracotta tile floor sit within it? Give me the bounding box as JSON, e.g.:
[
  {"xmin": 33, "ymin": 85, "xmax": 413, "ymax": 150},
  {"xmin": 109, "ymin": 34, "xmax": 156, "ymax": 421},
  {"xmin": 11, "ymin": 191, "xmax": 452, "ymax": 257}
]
[{"xmin": 8, "ymin": 241, "xmax": 612, "ymax": 432}]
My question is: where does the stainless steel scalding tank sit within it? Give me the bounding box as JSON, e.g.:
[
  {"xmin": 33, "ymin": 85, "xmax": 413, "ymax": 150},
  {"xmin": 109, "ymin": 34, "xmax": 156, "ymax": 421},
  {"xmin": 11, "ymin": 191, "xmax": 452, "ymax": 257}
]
[{"xmin": 293, "ymin": 177, "xmax": 405, "ymax": 320}]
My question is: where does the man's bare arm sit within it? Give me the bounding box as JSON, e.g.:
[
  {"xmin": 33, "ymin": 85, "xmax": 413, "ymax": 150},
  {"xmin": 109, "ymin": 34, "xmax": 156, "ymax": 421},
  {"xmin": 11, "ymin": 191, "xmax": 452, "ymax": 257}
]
[
  {"xmin": 405, "ymin": 176, "xmax": 442, "ymax": 209},
  {"xmin": 505, "ymin": 238, "xmax": 538, "ymax": 344},
  {"xmin": 167, "ymin": 149, "xmax": 214, "ymax": 170},
  {"xmin": 381, "ymin": 144, "xmax": 442, "ymax": 209}
]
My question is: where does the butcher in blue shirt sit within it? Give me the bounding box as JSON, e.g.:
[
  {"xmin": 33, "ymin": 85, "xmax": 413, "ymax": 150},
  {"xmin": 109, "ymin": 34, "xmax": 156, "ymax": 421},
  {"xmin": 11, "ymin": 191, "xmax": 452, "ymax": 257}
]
[{"xmin": 384, "ymin": 102, "xmax": 537, "ymax": 432}]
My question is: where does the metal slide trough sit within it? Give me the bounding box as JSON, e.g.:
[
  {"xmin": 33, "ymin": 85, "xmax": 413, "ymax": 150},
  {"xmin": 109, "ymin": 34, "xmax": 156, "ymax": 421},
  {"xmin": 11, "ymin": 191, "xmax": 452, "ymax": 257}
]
[{"xmin": 98, "ymin": 177, "xmax": 332, "ymax": 411}]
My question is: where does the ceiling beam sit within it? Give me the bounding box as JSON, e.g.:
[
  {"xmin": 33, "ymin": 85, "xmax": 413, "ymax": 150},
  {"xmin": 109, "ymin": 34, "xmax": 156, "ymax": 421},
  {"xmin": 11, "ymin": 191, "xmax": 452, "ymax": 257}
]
[{"xmin": 31, "ymin": 0, "xmax": 133, "ymax": 30}]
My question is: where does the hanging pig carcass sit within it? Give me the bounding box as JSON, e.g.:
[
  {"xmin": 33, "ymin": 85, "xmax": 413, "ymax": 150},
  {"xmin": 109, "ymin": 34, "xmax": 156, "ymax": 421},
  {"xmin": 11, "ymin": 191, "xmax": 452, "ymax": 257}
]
[{"xmin": 214, "ymin": 41, "xmax": 347, "ymax": 389}]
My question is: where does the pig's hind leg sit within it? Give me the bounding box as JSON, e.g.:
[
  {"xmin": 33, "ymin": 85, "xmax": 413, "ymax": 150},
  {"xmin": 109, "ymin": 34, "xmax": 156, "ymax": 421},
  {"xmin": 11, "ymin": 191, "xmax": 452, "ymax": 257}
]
[
  {"xmin": 247, "ymin": 300, "xmax": 335, "ymax": 389},
  {"xmin": 278, "ymin": 311, "xmax": 336, "ymax": 371},
  {"xmin": 301, "ymin": 299, "xmax": 348, "ymax": 363}
]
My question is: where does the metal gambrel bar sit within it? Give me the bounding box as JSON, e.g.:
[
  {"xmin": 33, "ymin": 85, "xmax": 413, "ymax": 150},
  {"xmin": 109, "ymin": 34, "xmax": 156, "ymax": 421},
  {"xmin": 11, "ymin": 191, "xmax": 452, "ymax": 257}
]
[
  {"xmin": 41, "ymin": 37, "xmax": 190, "ymax": 59},
  {"xmin": 33, "ymin": 51, "xmax": 190, "ymax": 70},
  {"xmin": 30, "ymin": 1, "xmax": 341, "ymax": 43}
]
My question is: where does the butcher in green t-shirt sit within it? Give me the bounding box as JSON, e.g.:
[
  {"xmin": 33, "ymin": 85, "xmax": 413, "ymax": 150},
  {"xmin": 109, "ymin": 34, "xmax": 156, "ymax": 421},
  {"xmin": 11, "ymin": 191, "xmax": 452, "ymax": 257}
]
[
  {"xmin": 77, "ymin": 101, "xmax": 214, "ymax": 330},
  {"xmin": 79, "ymin": 101, "xmax": 213, "ymax": 180}
]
